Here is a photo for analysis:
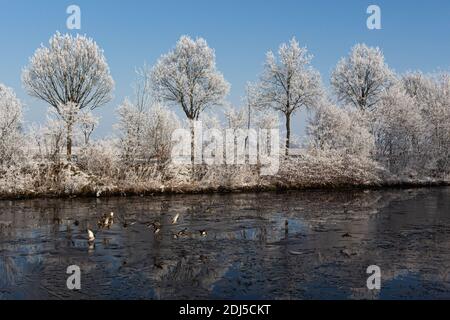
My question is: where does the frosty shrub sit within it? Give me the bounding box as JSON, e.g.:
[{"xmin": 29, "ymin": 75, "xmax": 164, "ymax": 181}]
[
  {"xmin": 77, "ymin": 139, "xmax": 120, "ymax": 177},
  {"xmin": 0, "ymin": 165, "xmax": 35, "ymax": 197},
  {"xmin": 278, "ymin": 151, "xmax": 381, "ymax": 188}
]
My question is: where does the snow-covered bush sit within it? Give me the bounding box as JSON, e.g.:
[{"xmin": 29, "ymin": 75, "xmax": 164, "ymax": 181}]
[
  {"xmin": 278, "ymin": 151, "xmax": 381, "ymax": 188},
  {"xmin": 0, "ymin": 165, "xmax": 35, "ymax": 197},
  {"xmin": 77, "ymin": 139, "xmax": 119, "ymax": 177}
]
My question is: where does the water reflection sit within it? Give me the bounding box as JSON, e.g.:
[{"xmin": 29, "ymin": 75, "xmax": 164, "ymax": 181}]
[{"xmin": 0, "ymin": 188, "xmax": 449, "ymax": 299}]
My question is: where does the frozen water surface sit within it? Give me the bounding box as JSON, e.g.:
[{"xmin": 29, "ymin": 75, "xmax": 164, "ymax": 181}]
[{"xmin": 0, "ymin": 188, "xmax": 449, "ymax": 299}]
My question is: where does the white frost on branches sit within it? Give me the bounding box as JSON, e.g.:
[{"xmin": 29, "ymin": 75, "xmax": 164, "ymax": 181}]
[
  {"xmin": 2, "ymin": 34, "xmax": 450, "ymax": 197},
  {"xmin": 78, "ymin": 111, "xmax": 100, "ymax": 146},
  {"xmin": 151, "ymin": 36, "xmax": 230, "ymax": 120},
  {"xmin": 331, "ymin": 44, "xmax": 394, "ymax": 111},
  {"xmin": 151, "ymin": 36, "xmax": 229, "ymax": 163},
  {"xmin": 116, "ymin": 65, "xmax": 181, "ymax": 164},
  {"xmin": 372, "ymin": 84, "xmax": 424, "ymax": 174},
  {"xmin": 22, "ymin": 32, "xmax": 114, "ymax": 159},
  {"xmin": 307, "ymin": 100, "xmax": 374, "ymax": 158},
  {"xmin": 256, "ymin": 37, "xmax": 323, "ymax": 153},
  {"xmin": 0, "ymin": 84, "xmax": 23, "ymax": 165},
  {"xmin": 116, "ymin": 100, "xmax": 180, "ymax": 164},
  {"xmin": 402, "ymin": 72, "xmax": 450, "ymax": 174}
]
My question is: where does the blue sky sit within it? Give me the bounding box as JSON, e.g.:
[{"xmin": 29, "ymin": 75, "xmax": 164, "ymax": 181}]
[{"xmin": 0, "ymin": 0, "xmax": 449, "ymax": 137}]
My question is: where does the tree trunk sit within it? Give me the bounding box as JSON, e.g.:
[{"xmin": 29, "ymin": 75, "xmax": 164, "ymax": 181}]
[
  {"xmin": 190, "ymin": 120, "xmax": 195, "ymax": 165},
  {"xmin": 245, "ymin": 102, "xmax": 251, "ymax": 150},
  {"xmin": 285, "ymin": 112, "xmax": 291, "ymax": 156},
  {"xmin": 66, "ymin": 121, "xmax": 73, "ymax": 162}
]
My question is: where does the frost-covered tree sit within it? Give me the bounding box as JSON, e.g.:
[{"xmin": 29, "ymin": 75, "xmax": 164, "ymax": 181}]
[
  {"xmin": 134, "ymin": 64, "xmax": 153, "ymax": 114},
  {"xmin": 116, "ymin": 65, "xmax": 153, "ymax": 162},
  {"xmin": 116, "ymin": 99, "xmax": 143, "ymax": 162},
  {"xmin": 22, "ymin": 32, "xmax": 114, "ymax": 160},
  {"xmin": 225, "ymin": 105, "xmax": 247, "ymax": 131},
  {"xmin": 116, "ymin": 100, "xmax": 180, "ymax": 165},
  {"xmin": 116, "ymin": 65, "xmax": 181, "ymax": 165},
  {"xmin": 307, "ymin": 100, "xmax": 374, "ymax": 158},
  {"xmin": 372, "ymin": 84, "xmax": 424, "ymax": 174},
  {"xmin": 78, "ymin": 111, "xmax": 99, "ymax": 146},
  {"xmin": 402, "ymin": 72, "xmax": 450, "ymax": 174},
  {"xmin": 56, "ymin": 101, "xmax": 80, "ymax": 145},
  {"xmin": 254, "ymin": 110, "xmax": 279, "ymax": 131},
  {"xmin": 331, "ymin": 44, "xmax": 394, "ymax": 111},
  {"xmin": 402, "ymin": 72, "xmax": 429, "ymax": 99},
  {"xmin": 0, "ymin": 84, "xmax": 23, "ymax": 165},
  {"xmin": 223, "ymin": 105, "xmax": 248, "ymax": 161},
  {"xmin": 257, "ymin": 38, "xmax": 322, "ymax": 154},
  {"xmin": 225, "ymin": 105, "xmax": 280, "ymax": 163},
  {"xmin": 145, "ymin": 104, "xmax": 181, "ymax": 164},
  {"xmin": 41, "ymin": 117, "xmax": 66, "ymax": 162},
  {"xmin": 222, "ymin": 84, "xmax": 261, "ymax": 151},
  {"xmin": 243, "ymin": 82, "xmax": 260, "ymax": 130},
  {"xmin": 28, "ymin": 109, "xmax": 67, "ymax": 163},
  {"xmin": 151, "ymin": 36, "xmax": 230, "ymax": 163}
]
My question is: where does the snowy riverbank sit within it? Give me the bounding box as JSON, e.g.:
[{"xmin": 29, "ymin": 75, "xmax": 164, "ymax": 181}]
[{"xmin": 1, "ymin": 154, "xmax": 448, "ymax": 200}]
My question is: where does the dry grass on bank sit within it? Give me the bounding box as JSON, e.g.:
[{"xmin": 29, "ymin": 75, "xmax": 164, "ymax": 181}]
[{"xmin": 1, "ymin": 149, "xmax": 448, "ymax": 200}]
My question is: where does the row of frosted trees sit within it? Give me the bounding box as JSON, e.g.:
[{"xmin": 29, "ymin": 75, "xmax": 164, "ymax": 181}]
[{"xmin": 1, "ymin": 32, "xmax": 450, "ymax": 186}]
